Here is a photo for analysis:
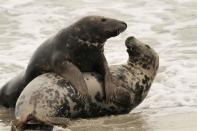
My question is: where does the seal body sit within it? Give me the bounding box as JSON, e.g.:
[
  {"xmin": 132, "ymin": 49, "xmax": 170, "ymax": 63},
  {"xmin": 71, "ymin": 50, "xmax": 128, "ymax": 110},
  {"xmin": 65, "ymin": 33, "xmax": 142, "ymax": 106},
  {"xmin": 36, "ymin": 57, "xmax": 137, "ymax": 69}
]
[
  {"xmin": 0, "ymin": 16, "xmax": 127, "ymax": 107},
  {"xmin": 13, "ymin": 37, "xmax": 159, "ymax": 130}
]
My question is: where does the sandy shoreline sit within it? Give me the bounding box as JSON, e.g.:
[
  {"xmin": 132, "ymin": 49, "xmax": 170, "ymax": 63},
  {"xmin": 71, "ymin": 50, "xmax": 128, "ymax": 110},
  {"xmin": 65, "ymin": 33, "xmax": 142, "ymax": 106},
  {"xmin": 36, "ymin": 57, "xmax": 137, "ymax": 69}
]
[
  {"xmin": 0, "ymin": 106, "xmax": 197, "ymax": 131},
  {"xmin": 66, "ymin": 107, "xmax": 197, "ymax": 131}
]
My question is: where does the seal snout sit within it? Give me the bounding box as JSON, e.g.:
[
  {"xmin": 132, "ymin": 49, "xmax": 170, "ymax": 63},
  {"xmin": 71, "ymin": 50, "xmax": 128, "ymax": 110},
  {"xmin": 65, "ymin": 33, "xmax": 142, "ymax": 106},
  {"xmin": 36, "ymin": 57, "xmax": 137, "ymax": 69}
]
[
  {"xmin": 116, "ymin": 21, "xmax": 127, "ymax": 35},
  {"xmin": 107, "ymin": 21, "xmax": 127, "ymax": 37},
  {"xmin": 125, "ymin": 36, "xmax": 136, "ymax": 49},
  {"xmin": 110, "ymin": 21, "xmax": 127, "ymax": 37},
  {"xmin": 119, "ymin": 22, "xmax": 127, "ymax": 32}
]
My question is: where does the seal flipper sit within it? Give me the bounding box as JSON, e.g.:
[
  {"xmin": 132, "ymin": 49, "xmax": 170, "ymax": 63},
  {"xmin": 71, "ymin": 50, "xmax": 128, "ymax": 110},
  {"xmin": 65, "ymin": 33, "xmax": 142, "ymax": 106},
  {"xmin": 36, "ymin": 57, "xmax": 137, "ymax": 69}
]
[
  {"xmin": 104, "ymin": 75, "xmax": 118, "ymax": 103},
  {"xmin": 112, "ymin": 86, "xmax": 133, "ymax": 109},
  {"xmin": 53, "ymin": 59, "xmax": 89, "ymax": 100},
  {"xmin": 11, "ymin": 117, "xmax": 70, "ymax": 131},
  {"xmin": 95, "ymin": 53, "xmax": 117, "ymax": 103}
]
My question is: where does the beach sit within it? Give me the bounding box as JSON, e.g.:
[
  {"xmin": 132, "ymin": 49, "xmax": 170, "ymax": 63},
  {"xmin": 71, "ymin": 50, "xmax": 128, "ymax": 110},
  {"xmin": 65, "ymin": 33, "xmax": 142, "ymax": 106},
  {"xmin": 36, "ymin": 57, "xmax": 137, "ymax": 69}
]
[
  {"xmin": 0, "ymin": 0, "xmax": 197, "ymax": 130},
  {"xmin": 67, "ymin": 107, "xmax": 197, "ymax": 131}
]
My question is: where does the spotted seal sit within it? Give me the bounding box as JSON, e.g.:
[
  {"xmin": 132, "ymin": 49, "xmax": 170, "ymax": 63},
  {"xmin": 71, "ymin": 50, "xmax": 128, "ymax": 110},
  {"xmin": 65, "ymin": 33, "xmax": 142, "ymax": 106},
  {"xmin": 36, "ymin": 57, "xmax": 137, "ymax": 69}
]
[
  {"xmin": 0, "ymin": 16, "xmax": 127, "ymax": 107},
  {"xmin": 12, "ymin": 37, "xmax": 159, "ymax": 130}
]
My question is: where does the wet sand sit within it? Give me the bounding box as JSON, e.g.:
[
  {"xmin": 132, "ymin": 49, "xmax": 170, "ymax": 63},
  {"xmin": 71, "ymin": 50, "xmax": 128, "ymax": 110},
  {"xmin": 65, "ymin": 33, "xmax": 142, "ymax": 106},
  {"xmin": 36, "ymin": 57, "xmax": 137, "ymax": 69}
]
[
  {"xmin": 1, "ymin": 106, "xmax": 197, "ymax": 131},
  {"xmin": 68, "ymin": 109, "xmax": 197, "ymax": 131}
]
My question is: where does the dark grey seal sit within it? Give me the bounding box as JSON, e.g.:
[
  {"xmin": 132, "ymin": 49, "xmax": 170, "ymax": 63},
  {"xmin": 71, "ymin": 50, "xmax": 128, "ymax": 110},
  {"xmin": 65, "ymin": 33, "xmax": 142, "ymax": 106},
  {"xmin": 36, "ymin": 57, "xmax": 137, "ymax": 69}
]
[
  {"xmin": 12, "ymin": 37, "xmax": 159, "ymax": 131},
  {"xmin": 0, "ymin": 16, "xmax": 127, "ymax": 107}
]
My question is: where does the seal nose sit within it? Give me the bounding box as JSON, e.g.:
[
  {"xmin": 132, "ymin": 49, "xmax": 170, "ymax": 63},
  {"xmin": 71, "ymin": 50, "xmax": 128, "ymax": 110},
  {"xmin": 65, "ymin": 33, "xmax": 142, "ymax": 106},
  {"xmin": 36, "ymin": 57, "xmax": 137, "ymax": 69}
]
[
  {"xmin": 120, "ymin": 22, "xmax": 127, "ymax": 31},
  {"xmin": 125, "ymin": 36, "xmax": 135, "ymax": 47},
  {"xmin": 126, "ymin": 36, "xmax": 135, "ymax": 42}
]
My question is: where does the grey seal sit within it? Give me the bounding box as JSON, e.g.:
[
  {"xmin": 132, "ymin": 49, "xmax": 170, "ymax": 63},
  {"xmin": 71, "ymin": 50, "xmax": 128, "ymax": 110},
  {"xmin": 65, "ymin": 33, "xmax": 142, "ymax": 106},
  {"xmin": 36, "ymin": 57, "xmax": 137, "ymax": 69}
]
[
  {"xmin": 0, "ymin": 16, "xmax": 127, "ymax": 107},
  {"xmin": 12, "ymin": 37, "xmax": 159, "ymax": 131}
]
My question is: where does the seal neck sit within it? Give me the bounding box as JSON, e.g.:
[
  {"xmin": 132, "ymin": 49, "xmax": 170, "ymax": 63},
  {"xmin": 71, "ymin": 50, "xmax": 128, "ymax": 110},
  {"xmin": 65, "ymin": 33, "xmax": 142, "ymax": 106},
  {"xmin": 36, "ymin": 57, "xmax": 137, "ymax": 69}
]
[{"xmin": 55, "ymin": 26, "xmax": 105, "ymax": 51}]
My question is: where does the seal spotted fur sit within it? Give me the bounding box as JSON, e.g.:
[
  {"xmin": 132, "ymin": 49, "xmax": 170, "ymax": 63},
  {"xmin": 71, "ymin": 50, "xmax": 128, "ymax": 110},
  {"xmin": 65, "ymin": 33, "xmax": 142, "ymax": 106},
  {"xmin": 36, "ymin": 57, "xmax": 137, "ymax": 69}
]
[
  {"xmin": 0, "ymin": 16, "xmax": 127, "ymax": 107},
  {"xmin": 12, "ymin": 37, "xmax": 159, "ymax": 130}
]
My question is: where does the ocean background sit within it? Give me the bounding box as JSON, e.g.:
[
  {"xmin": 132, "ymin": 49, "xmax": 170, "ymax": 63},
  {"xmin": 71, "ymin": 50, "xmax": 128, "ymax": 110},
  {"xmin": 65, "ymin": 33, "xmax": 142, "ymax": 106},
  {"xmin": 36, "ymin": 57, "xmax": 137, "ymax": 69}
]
[{"xmin": 0, "ymin": 0, "xmax": 197, "ymax": 130}]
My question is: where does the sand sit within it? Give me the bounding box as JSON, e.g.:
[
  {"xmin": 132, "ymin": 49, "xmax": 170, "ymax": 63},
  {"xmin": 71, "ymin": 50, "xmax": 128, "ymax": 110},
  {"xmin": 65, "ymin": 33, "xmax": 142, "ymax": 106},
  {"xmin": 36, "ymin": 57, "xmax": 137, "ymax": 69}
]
[{"xmin": 65, "ymin": 107, "xmax": 197, "ymax": 131}]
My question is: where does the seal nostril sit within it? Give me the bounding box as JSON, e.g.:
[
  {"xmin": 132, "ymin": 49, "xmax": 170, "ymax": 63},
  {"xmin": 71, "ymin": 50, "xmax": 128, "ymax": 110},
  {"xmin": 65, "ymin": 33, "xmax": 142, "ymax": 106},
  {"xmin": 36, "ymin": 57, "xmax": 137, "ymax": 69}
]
[
  {"xmin": 145, "ymin": 44, "xmax": 151, "ymax": 49},
  {"xmin": 101, "ymin": 18, "xmax": 106, "ymax": 22}
]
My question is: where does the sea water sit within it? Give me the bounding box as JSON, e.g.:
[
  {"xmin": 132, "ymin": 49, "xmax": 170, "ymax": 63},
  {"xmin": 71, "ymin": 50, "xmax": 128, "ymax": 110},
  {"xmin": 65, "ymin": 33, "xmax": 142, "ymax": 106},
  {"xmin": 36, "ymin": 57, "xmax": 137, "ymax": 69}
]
[{"xmin": 0, "ymin": 0, "xmax": 197, "ymax": 130}]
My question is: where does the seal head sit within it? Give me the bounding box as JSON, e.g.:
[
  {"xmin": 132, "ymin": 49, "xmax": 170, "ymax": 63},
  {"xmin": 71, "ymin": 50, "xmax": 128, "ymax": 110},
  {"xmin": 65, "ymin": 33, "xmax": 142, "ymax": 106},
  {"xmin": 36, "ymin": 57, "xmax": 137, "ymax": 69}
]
[
  {"xmin": 126, "ymin": 36, "xmax": 159, "ymax": 73},
  {"xmin": 69, "ymin": 16, "xmax": 127, "ymax": 48}
]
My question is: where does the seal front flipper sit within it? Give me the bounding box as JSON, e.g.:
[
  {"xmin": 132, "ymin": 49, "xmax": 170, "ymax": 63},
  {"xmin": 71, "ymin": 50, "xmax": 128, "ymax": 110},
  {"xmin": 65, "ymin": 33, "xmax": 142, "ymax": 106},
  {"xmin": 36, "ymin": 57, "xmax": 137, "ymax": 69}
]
[
  {"xmin": 112, "ymin": 86, "xmax": 133, "ymax": 109},
  {"xmin": 105, "ymin": 76, "xmax": 117, "ymax": 103},
  {"xmin": 95, "ymin": 53, "xmax": 117, "ymax": 103},
  {"xmin": 53, "ymin": 60, "xmax": 89, "ymax": 99}
]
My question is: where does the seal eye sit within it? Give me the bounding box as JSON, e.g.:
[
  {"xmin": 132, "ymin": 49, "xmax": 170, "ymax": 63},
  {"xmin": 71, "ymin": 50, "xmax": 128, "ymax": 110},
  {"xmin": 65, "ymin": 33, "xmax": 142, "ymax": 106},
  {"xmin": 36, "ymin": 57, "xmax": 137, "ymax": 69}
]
[
  {"xmin": 145, "ymin": 44, "xmax": 150, "ymax": 49},
  {"xmin": 101, "ymin": 18, "xmax": 106, "ymax": 22}
]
